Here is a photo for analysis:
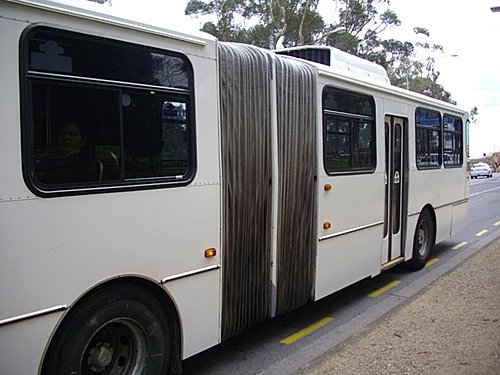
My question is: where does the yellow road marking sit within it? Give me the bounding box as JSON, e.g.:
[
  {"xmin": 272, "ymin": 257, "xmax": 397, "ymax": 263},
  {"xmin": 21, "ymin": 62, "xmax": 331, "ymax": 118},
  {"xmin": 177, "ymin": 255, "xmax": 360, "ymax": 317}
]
[
  {"xmin": 280, "ymin": 317, "xmax": 334, "ymax": 345},
  {"xmin": 368, "ymin": 280, "xmax": 401, "ymax": 298},
  {"xmin": 452, "ymin": 241, "xmax": 468, "ymax": 250},
  {"xmin": 424, "ymin": 258, "xmax": 439, "ymax": 268},
  {"xmin": 494, "ymin": 220, "xmax": 500, "ymax": 226},
  {"xmin": 476, "ymin": 229, "xmax": 489, "ymax": 237}
]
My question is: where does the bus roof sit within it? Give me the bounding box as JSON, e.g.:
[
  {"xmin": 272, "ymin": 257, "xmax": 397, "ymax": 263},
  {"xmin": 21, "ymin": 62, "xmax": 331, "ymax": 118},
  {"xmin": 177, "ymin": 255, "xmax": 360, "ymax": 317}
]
[
  {"xmin": 276, "ymin": 46, "xmax": 466, "ymax": 115},
  {"xmin": 276, "ymin": 46, "xmax": 391, "ymax": 85},
  {"xmin": 6, "ymin": 0, "xmax": 215, "ymax": 47}
]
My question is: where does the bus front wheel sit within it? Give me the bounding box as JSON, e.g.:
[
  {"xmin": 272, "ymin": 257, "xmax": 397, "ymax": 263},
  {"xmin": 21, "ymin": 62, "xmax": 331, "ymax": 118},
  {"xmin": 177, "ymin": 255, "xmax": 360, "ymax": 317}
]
[
  {"xmin": 42, "ymin": 283, "xmax": 172, "ymax": 375},
  {"xmin": 408, "ymin": 209, "xmax": 434, "ymax": 270}
]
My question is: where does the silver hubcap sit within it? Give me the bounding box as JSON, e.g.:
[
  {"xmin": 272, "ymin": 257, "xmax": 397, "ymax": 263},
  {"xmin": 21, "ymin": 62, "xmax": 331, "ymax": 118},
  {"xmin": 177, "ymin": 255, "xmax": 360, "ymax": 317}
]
[
  {"xmin": 82, "ymin": 319, "xmax": 146, "ymax": 374},
  {"xmin": 417, "ymin": 222, "xmax": 428, "ymax": 256}
]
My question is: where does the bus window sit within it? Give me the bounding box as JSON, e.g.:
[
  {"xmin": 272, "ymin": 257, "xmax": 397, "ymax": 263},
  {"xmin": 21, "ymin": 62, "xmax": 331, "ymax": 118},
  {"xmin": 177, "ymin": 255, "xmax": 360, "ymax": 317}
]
[
  {"xmin": 23, "ymin": 27, "xmax": 195, "ymax": 194},
  {"xmin": 32, "ymin": 84, "xmax": 120, "ymax": 185},
  {"xmin": 322, "ymin": 87, "xmax": 376, "ymax": 174},
  {"xmin": 443, "ymin": 114, "xmax": 463, "ymax": 167},
  {"xmin": 415, "ymin": 108, "xmax": 441, "ymax": 169}
]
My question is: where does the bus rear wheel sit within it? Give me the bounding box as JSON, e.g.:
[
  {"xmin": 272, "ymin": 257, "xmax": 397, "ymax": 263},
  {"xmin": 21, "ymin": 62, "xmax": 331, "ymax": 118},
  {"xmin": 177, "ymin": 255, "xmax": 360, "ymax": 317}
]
[
  {"xmin": 408, "ymin": 209, "xmax": 434, "ymax": 270},
  {"xmin": 42, "ymin": 283, "xmax": 172, "ymax": 375}
]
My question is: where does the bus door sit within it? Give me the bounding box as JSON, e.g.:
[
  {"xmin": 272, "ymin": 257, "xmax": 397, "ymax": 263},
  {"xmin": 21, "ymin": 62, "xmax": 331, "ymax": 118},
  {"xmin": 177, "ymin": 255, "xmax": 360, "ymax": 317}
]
[{"xmin": 382, "ymin": 115, "xmax": 408, "ymax": 266}]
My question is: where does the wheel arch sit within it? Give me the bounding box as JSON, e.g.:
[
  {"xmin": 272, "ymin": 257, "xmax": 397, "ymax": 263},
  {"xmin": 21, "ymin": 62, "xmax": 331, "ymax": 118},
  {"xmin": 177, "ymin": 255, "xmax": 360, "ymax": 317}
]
[
  {"xmin": 406, "ymin": 204, "xmax": 437, "ymax": 271},
  {"xmin": 40, "ymin": 275, "xmax": 183, "ymax": 374}
]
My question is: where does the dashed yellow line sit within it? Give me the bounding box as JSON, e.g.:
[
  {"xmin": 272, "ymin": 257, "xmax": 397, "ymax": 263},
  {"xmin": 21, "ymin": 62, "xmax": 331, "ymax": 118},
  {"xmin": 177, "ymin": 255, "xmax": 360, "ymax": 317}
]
[
  {"xmin": 494, "ymin": 220, "xmax": 500, "ymax": 226},
  {"xmin": 368, "ymin": 280, "xmax": 401, "ymax": 298},
  {"xmin": 280, "ymin": 317, "xmax": 334, "ymax": 345},
  {"xmin": 476, "ymin": 229, "xmax": 489, "ymax": 237},
  {"xmin": 452, "ymin": 241, "xmax": 468, "ymax": 250},
  {"xmin": 424, "ymin": 258, "xmax": 439, "ymax": 268}
]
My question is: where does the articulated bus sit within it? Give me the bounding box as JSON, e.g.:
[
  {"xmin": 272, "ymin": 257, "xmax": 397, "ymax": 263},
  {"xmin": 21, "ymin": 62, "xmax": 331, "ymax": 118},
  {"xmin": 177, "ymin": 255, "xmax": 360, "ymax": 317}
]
[{"xmin": 0, "ymin": 1, "xmax": 469, "ymax": 373}]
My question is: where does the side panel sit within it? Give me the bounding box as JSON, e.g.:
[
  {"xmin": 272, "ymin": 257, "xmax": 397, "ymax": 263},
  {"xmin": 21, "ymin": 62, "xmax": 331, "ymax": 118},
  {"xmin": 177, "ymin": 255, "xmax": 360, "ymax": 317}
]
[
  {"xmin": 315, "ymin": 83, "xmax": 384, "ymax": 300},
  {"xmin": 315, "ymin": 174, "xmax": 384, "ymax": 299},
  {"xmin": 165, "ymin": 268, "xmax": 221, "ymax": 358},
  {"xmin": 405, "ymin": 107, "xmax": 469, "ymax": 254},
  {"xmin": 0, "ymin": 313, "xmax": 63, "ymax": 375},
  {"xmin": 451, "ymin": 200, "xmax": 468, "ymax": 236},
  {"xmin": 0, "ymin": 3, "xmax": 221, "ymax": 373}
]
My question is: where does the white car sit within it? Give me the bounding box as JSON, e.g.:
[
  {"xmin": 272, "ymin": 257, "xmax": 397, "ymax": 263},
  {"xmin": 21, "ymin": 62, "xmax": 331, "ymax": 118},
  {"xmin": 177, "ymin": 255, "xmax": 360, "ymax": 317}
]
[{"xmin": 471, "ymin": 163, "xmax": 493, "ymax": 178}]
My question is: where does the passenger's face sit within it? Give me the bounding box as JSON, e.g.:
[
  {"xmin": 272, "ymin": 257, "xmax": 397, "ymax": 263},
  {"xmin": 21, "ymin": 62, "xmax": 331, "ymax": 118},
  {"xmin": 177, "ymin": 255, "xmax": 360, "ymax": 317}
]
[{"xmin": 59, "ymin": 123, "xmax": 85, "ymax": 155}]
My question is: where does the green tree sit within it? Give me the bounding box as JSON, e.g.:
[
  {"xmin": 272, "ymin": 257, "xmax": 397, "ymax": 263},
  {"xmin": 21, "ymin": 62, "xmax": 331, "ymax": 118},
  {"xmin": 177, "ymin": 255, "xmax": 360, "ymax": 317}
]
[
  {"xmin": 385, "ymin": 27, "xmax": 453, "ymax": 101},
  {"xmin": 186, "ymin": 0, "xmax": 456, "ymax": 102},
  {"xmin": 325, "ymin": 0, "xmax": 401, "ymax": 59},
  {"xmin": 325, "ymin": 1, "xmax": 454, "ymax": 102},
  {"xmin": 186, "ymin": 0, "xmax": 327, "ymax": 48},
  {"xmin": 185, "ymin": 0, "xmax": 248, "ymax": 42}
]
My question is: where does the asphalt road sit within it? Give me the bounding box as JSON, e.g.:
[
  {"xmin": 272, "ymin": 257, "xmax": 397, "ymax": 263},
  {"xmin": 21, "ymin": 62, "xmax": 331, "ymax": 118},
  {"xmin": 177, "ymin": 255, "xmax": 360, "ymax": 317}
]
[{"xmin": 182, "ymin": 174, "xmax": 500, "ymax": 375}]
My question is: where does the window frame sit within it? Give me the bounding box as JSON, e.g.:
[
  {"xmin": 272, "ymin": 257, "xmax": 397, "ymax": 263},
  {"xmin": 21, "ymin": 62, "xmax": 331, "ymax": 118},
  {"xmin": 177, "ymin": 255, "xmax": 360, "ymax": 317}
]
[
  {"xmin": 20, "ymin": 25, "xmax": 197, "ymax": 197},
  {"xmin": 415, "ymin": 107, "xmax": 442, "ymax": 170},
  {"xmin": 322, "ymin": 86, "xmax": 377, "ymax": 175}
]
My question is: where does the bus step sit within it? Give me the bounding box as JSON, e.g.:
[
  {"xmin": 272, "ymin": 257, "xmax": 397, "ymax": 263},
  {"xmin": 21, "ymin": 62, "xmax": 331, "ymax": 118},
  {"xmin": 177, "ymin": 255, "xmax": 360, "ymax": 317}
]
[{"xmin": 381, "ymin": 256, "xmax": 405, "ymax": 271}]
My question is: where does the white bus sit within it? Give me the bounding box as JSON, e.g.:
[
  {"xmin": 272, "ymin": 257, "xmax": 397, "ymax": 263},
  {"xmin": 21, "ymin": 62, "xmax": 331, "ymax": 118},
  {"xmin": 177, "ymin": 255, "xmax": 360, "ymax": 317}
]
[{"xmin": 0, "ymin": 1, "xmax": 469, "ymax": 373}]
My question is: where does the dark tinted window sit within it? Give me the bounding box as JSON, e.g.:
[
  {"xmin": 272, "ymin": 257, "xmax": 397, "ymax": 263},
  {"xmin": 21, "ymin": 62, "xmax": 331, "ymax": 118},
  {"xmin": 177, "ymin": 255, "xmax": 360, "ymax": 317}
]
[
  {"xmin": 28, "ymin": 30, "xmax": 189, "ymax": 89},
  {"xmin": 443, "ymin": 114, "xmax": 463, "ymax": 167},
  {"xmin": 23, "ymin": 27, "xmax": 195, "ymax": 194},
  {"xmin": 415, "ymin": 108, "xmax": 441, "ymax": 168},
  {"xmin": 323, "ymin": 88, "xmax": 375, "ymax": 117},
  {"xmin": 323, "ymin": 87, "xmax": 376, "ymax": 173}
]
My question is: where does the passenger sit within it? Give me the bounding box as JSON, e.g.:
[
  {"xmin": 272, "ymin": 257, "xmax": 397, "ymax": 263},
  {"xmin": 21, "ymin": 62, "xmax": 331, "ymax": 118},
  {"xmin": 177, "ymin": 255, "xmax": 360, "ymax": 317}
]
[{"xmin": 36, "ymin": 121, "xmax": 101, "ymax": 184}]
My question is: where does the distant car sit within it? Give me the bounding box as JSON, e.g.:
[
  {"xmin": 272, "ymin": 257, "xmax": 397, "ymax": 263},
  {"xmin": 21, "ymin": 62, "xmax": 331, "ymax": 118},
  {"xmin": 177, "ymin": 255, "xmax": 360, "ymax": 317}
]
[{"xmin": 471, "ymin": 163, "xmax": 493, "ymax": 179}]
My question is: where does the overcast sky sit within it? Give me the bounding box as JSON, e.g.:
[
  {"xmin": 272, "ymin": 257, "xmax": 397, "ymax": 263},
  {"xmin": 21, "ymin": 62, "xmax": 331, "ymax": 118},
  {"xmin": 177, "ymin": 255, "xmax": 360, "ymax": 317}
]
[
  {"xmin": 82, "ymin": 0, "xmax": 500, "ymax": 158},
  {"xmin": 388, "ymin": 0, "xmax": 500, "ymax": 158}
]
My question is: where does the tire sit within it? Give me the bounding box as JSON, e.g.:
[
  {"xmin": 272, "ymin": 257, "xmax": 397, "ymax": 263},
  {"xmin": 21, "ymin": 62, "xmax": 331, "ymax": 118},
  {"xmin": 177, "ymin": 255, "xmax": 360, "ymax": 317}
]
[
  {"xmin": 408, "ymin": 209, "xmax": 434, "ymax": 270},
  {"xmin": 42, "ymin": 283, "xmax": 172, "ymax": 375}
]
